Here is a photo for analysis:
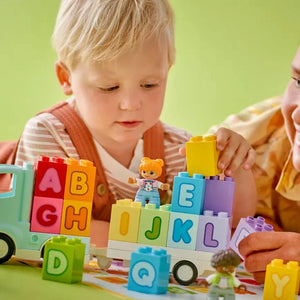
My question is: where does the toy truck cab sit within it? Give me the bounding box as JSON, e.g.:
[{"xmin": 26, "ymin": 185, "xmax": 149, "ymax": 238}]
[
  {"xmin": 0, "ymin": 163, "xmax": 49, "ymax": 262},
  {"xmin": 0, "ymin": 160, "xmax": 92, "ymax": 263}
]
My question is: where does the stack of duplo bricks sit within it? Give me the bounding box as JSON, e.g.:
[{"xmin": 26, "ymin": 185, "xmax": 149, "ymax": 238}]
[{"xmin": 108, "ymin": 135, "xmax": 235, "ymax": 254}]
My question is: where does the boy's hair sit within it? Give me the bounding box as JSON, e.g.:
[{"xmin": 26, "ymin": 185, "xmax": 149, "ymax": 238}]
[{"xmin": 52, "ymin": 0, "xmax": 175, "ymax": 70}]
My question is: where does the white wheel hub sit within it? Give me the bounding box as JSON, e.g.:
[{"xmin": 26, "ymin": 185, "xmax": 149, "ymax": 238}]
[
  {"xmin": 176, "ymin": 264, "xmax": 194, "ymax": 281},
  {"xmin": 0, "ymin": 239, "xmax": 9, "ymax": 258}
]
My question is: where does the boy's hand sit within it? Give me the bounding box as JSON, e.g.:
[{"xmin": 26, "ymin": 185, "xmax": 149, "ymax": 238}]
[
  {"xmin": 179, "ymin": 128, "xmax": 256, "ymax": 176},
  {"xmin": 215, "ymin": 127, "xmax": 255, "ymax": 176},
  {"xmin": 239, "ymin": 231, "xmax": 300, "ymax": 284}
]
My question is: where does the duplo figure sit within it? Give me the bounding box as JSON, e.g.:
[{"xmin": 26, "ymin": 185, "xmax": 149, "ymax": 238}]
[
  {"xmin": 198, "ymin": 249, "xmax": 247, "ymax": 300},
  {"xmin": 128, "ymin": 157, "xmax": 169, "ymax": 208}
]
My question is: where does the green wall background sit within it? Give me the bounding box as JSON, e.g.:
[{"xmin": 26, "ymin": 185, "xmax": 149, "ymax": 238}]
[{"xmin": 0, "ymin": 0, "xmax": 300, "ymax": 140}]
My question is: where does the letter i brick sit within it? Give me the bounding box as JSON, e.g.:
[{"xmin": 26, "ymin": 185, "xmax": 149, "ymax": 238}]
[{"xmin": 109, "ymin": 199, "xmax": 142, "ymax": 242}]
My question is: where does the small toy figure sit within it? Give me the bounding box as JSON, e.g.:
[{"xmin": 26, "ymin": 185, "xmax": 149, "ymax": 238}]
[
  {"xmin": 198, "ymin": 249, "xmax": 247, "ymax": 300},
  {"xmin": 128, "ymin": 157, "xmax": 169, "ymax": 208}
]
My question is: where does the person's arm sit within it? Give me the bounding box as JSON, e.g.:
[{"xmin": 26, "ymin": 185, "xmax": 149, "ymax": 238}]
[
  {"xmin": 239, "ymin": 231, "xmax": 300, "ymax": 285},
  {"xmin": 231, "ymin": 168, "xmax": 257, "ymax": 228},
  {"xmin": 214, "ymin": 127, "xmax": 257, "ymax": 227}
]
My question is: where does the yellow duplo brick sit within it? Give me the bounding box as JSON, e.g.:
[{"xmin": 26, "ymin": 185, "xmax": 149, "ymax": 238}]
[
  {"xmin": 109, "ymin": 199, "xmax": 142, "ymax": 243},
  {"xmin": 60, "ymin": 200, "xmax": 92, "ymax": 237},
  {"xmin": 263, "ymin": 259, "xmax": 300, "ymax": 300},
  {"xmin": 186, "ymin": 135, "xmax": 221, "ymax": 177}
]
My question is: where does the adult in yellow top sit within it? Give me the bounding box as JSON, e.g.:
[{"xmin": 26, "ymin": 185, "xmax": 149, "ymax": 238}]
[{"xmin": 208, "ymin": 46, "xmax": 300, "ymax": 285}]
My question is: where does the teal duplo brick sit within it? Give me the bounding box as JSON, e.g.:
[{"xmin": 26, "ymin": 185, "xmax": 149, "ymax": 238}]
[
  {"xmin": 42, "ymin": 236, "xmax": 85, "ymax": 283},
  {"xmin": 128, "ymin": 246, "xmax": 171, "ymax": 294},
  {"xmin": 171, "ymin": 172, "xmax": 206, "ymax": 215},
  {"xmin": 167, "ymin": 211, "xmax": 199, "ymax": 250}
]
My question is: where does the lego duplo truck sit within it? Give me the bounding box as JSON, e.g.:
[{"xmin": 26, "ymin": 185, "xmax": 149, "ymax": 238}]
[
  {"xmin": 0, "ymin": 156, "xmax": 95, "ymax": 263},
  {"xmin": 92, "ymin": 136, "xmax": 236, "ymax": 286}
]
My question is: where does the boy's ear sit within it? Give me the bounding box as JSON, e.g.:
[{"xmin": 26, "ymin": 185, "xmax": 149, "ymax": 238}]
[{"xmin": 55, "ymin": 61, "xmax": 73, "ymax": 95}]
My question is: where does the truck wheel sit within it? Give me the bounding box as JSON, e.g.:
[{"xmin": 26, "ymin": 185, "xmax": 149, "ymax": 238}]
[
  {"xmin": 97, "ymin": 256, "xmax": 112, "ymax": 269},
  {"xmin": 172, "ymin": 260, "xmax": 198, "ymax": 286},
  {"xmin": 0, "ymin": 234, "xmax": 15, "ymax": 264}
]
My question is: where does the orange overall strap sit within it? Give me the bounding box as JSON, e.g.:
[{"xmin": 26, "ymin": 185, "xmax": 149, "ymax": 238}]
[
  {"xmin": 143, "ymin": 121, "xmax": 166, "ymax": 203},
  {"xmin": 47, "ymin": 102, "xmax": 114, "ymax": 221},
  {"xmin": 143, "ymin": 121, "xmax": 166, "ymax": 184},
  {"xmin": 47, "ymin": 102, "xmax": 166, "ymax": 219}
]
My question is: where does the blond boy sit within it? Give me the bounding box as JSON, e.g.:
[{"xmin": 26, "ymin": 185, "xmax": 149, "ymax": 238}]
[{"xmin": 16, "ymin": 0, "xmax": 256, "ymax": 246}]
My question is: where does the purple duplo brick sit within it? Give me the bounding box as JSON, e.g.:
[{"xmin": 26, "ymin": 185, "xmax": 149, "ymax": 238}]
[
  {"xmin": 196, "ymin": 210, "xmax": 232, "ymax": 253},
  {"xmin": 263, "ymin": 224, "xmax": 273, "ymax": 231},
  {"xmin": 229, "ymin": 216, "xmax": 274, "ymax": 258},
  {"xmin": 203, "ymin": 175, "xmax": 235, "ymax": 216},
  {"xmin": 246, "ymin": 216, "xmax": 273, "ymax": 232}
]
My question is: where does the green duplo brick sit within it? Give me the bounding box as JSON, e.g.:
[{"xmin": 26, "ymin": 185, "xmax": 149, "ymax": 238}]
[
  {"xmin": 138, "ymin": 204, "xmax": 171, "ymax": 246},
  {"xmin": 42, "ymin": 236, "xmax": 85, "ymax": 283}
]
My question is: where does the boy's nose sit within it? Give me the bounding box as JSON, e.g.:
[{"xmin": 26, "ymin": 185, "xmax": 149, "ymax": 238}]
[{"xmin": 119, "ymin": 95, "xmax": 141, "ymax": 111}]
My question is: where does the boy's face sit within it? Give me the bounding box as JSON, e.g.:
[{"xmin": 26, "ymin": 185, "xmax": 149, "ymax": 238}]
[
  {"xmin": 60, "ymin": 36, "xmax": 169, "ymax": 150},
  {"xmin": 282, "ymin": 46, "xmax": 300, "ymax": 171}
]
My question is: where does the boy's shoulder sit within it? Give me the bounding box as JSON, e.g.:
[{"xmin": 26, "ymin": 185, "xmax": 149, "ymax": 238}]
[
  {"xmin": 24, "ymin": 111, "xmax": 65, "ymax": 133},
  {"xmin": 16, "ymin": 99, "xmax": 79, "ymax": 166},
  {"xmin": 161, "ymin": 122, "xmax": 193, "ymax": 144},
  {"xmin": 24, "ymin": 99, "xmax": 75, "ymax": 131}
]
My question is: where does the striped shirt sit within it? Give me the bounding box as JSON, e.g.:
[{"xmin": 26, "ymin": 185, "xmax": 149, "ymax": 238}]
[{"xmin": 15, "ymin": 99, "xmax": 192, "ymax": 204}]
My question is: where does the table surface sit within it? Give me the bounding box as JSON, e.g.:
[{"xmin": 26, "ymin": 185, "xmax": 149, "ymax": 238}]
[
  {"xmin": 1, "ymin": 259, "xmax": 300, "ymax": 300},
  {"xmin": 0, "ymin": 259, "xmax": 122, "ymax": 300}
]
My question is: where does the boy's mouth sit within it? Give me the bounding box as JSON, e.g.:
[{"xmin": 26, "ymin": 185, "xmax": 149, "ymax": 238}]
[{"xmin": 116, "ymin": 121, "xmax": 142, "ymax": 128}]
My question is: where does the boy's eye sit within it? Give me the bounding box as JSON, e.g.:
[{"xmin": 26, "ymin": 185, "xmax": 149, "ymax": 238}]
[
  {"xmin": 99, "ymin": 86, "xmax": 119, "ymax": 92},
  {"xmin": 291, "ymin": 77, "xmax": 300, "ymax": 87},
  {"xmin": 141, "ymin": 84, "xmax": 158, "ymax": 89}
]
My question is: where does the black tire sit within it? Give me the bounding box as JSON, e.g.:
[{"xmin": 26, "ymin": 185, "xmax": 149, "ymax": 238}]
[
  {"xmin": 0, "ymin": 233, "xmax": 15, "ymax": 264},
  {"xmin": 41, "ymin": 245, "xmax": 45, "ymax": 258},
  {"xmin": 172, "ymin": 260, "xmax": 198, "ymax": 286}
]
